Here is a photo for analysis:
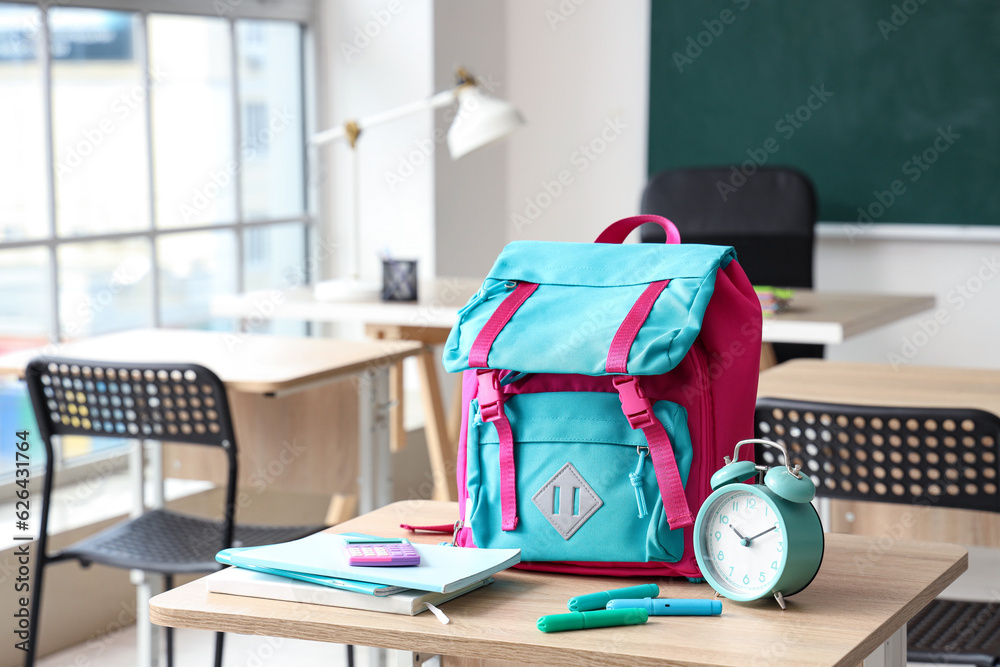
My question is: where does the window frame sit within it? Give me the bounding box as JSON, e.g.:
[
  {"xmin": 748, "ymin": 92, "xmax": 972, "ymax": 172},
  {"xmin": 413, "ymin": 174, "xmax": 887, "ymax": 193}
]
[{"xmin": 0, "ymin": 0, "xmax": 317, "ymax": 485}]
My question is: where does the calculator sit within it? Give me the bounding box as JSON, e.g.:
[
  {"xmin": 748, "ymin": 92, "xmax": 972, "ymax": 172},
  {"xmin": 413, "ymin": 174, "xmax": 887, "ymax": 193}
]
[{"xmin": 342, "ymin": 537, "xmax": 420, "ymax": 567}]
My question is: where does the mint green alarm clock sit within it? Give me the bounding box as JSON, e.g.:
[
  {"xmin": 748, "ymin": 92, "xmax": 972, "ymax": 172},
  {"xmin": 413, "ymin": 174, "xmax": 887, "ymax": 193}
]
[{"xmin": 694, "ymin": 439, "xmax": 824, "ymax": 609}]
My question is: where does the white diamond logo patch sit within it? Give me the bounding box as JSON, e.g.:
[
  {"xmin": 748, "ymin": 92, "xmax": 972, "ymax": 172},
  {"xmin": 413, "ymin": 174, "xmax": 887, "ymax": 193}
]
[{"xmin": 532, "ymin": 462, "xmax": 603, "ymax": 540}]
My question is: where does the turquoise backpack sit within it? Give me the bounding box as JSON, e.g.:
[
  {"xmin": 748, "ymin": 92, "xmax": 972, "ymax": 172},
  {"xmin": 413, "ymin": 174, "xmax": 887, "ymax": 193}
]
[{"xmin": 442, "ymin": 215, "xmax": 762, "ymax": 577}]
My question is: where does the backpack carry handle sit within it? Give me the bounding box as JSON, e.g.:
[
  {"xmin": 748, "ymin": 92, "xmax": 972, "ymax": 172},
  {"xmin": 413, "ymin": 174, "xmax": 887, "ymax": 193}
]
[{"xmin": 595, "ymin": 215, "xmax": 681, "ymax": 245}]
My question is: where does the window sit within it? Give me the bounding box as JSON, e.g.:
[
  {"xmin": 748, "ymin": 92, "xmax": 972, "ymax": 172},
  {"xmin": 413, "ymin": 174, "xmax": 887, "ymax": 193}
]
[{"xmin": 0, "ymin": 1, "xmax": 313, "ymax": 482}]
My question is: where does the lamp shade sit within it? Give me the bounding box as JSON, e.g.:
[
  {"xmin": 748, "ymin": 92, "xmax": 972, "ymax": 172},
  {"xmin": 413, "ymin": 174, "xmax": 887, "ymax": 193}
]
[{"xmin": 447, "ymin": 87, "xmax": 525, "ymax": 159}]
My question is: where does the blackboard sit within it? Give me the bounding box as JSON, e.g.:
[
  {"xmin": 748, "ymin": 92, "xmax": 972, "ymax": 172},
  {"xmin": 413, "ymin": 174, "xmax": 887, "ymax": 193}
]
[{"xmin": 648, "ymin": 0, "xmax": 1000, "ymax": 226}]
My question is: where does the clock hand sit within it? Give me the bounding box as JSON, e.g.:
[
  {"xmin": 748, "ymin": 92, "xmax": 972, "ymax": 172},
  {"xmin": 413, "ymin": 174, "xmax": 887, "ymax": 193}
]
[
  {"xmin": 745, "ymin": 525, "xmax": 778, "ymax": 542},
  {"xmin": 729, "ymin": 525, "xmax": 751, "ymax": 547}
]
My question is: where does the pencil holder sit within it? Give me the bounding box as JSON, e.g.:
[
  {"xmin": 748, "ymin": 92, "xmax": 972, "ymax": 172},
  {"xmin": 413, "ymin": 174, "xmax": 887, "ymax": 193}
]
[{"xmin": 382, "ymin": 259, "xmax": 418, "ymax": 301}]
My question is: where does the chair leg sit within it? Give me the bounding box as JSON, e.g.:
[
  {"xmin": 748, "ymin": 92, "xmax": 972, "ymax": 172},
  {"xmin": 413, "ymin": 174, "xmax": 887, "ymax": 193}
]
[
  {"xmin": 346, "ymin": 644, "xmax": 354, "ymax": 667},
  {"xmin": 132, "ymin": 569, "xmax": 162, "ymax": 667},
  {"xmin": 24, "ymin": 556, "xmax": 47, "ymax": 667},
  {"xmin": 213, "ymin": 632, "xmax": 225, "ymax": 667},
  {"xmin": 164, "ymin": 575, "xmax": 174, "ymax": 667}
]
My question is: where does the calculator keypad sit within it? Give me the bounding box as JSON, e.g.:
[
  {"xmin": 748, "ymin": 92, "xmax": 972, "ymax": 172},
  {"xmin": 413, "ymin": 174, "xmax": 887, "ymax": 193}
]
[{"xmin": 345, "ymin": 541, "xmax": 420, "ymax": 566}]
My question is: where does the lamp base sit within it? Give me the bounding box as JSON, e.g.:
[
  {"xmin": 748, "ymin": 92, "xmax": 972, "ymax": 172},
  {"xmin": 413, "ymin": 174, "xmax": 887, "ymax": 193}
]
[{"xmin": 313, "ymin": 278, "xmax": 381, "ymax": 302}]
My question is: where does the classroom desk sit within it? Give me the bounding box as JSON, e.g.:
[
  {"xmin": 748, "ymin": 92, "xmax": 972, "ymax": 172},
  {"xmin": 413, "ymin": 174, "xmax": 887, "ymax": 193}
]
[
  {"xmin": 150, "ymin": 500, "xmax": 967, "ymax": 667},
  {"xmin": 0, "ymin": 328, "xmax": 422, "ymax": 514},
  {"xmin": 212, "ymin": 283, "xmax": 934, "ymax": 501},
  {"xmin": 758, "ymin": 359, "xmax": 1000, "ymax": 545}
]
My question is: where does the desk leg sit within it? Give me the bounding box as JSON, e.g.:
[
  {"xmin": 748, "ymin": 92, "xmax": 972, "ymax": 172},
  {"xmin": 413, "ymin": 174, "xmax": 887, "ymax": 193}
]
[
  {"xmin": 863, "ymin": 624, "xmax": 906, "ymax": 667},
  {"xmin": 358, "ymin": 367, "xmax": 393, "ymax": 514},
  {"xmin": 415, "ymin": 347, "xmax": 456, "ymax": 502},
  {"xmin": 760, "ymin": 342, "xmax": 778, "ymax": 371}
]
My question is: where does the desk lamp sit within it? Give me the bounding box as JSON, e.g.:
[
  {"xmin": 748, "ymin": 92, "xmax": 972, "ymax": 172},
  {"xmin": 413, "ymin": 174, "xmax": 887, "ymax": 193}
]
[{"xmin": 310, "ymin": 67, "xmax": 525, "ymax": 300}]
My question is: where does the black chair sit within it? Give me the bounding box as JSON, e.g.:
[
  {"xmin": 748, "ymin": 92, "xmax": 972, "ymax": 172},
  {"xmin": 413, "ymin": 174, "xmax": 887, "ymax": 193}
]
[
  {"xmin": 24, "ymin": 357, "xmax": 326, "ymax": 667},
  {"xmin": 640, "ymin": 166, "xmax": 820, "ymax": 363},
  {"xmin": 754, "ymin": 397, "xmax": 1000, "ymax": 666}
]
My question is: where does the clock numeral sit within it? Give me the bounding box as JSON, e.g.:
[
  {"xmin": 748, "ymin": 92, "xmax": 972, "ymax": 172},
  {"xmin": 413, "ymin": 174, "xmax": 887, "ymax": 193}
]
[
  {"xmin": 714, "ymin": 530, "xmax": 722, "ymax": 541},
  {"xmin": 732, "ymin": 500, "xmax": 739, "ymax": 512},
  {"xmin": 759, "ymin": 572, "xmax": 766, "ymax": 582},
  {"xmin": 721, "ymin": 515, "xmax": 729, "ymax": 524},
  {"xmin": 770, "ymin": 560, "xmax": 778, "ymax": 571},
  {"xmin": 747, "ymin": 498, "xmax": 756, "ymax": 509},
  {"xmin": 774, "ymin": 521, "xmax": 780, "ymax": 532},
  {"xmin": 717, "ymin": 550, "xmax": 725, "ymax": 561},
  {"xmin": 729, "ymin": 566, "xmax": 734, "ymax": 577},
  {"xmin": 777, "ymin": 542, "xmax": 783, "ymax": 552},
  {"xmin": 742, "ymin": 575, "xmax": 750, "ymax": 585}
]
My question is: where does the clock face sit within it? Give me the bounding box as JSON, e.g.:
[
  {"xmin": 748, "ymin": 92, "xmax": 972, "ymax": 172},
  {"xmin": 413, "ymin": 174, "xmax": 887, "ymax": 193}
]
[{"xmin": 696, "ymin": 487, "xmax": 787, "ymax": 599}]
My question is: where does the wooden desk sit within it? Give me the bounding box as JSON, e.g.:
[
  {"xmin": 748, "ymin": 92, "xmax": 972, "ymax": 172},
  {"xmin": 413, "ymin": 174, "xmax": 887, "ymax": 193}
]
[
  {"xmin": 758, "ymin": 359, "xmax": 1000, "ymax": 544},
  {"xmin": 151, "ymin": 500, "xmax": 967, "ymax": 667},
  {"xmin": 761, "ymin": 291, "xmax": 934, "ymax": 345},
  {"xmin": 0, "ymin": 329, "xmax": 422, "ymax": 514},
  {"xmin": 213, "ymin": 285, "xmax": 934, "ymax": 499}
]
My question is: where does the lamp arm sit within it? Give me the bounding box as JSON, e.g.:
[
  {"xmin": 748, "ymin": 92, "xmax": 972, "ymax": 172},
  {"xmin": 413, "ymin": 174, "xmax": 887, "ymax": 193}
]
[{"xmin": 310, "ymin": 88, "xmax": 459, "ymax": 147}]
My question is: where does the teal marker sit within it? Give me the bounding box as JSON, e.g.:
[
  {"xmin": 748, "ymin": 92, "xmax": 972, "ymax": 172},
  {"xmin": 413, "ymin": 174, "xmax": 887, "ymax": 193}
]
[
  {"xmin": 567, "ymin": 583, "xmax": 660, "ymax": 612},
  {"xmin": 606, "ymin": 598, "xmax": 722, "ymax": 616},
  {"xmin": 537, "ymin": 609, "xmax": 648, "ymax": 633}
]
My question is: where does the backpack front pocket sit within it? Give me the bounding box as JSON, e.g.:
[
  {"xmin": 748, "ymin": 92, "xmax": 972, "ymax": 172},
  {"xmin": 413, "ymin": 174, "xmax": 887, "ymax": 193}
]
[{"xmin": 465, "ymin": 391, "xmax": 692, "ymax": 563}]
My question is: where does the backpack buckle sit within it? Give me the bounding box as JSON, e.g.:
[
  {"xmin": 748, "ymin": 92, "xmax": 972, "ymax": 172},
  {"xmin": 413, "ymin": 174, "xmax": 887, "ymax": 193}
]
[
  {"xmin": 613, "ymin": 375, "xmax": 654, "ymax": 430},
  {"xmin": 477, "ymin": 369, "xmax": 504, "ymax": 423}
]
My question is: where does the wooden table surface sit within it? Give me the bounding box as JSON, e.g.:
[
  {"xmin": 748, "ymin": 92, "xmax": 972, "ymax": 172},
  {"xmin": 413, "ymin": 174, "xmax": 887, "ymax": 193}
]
[
  {"xmin": 0, "ymin": 328, "xmax": 421, "ymax": 396},
  {"xmin": 760, "ymin": 290, "xmax": 934, "ymax": 345},
  {"xmin": 758, "ymin": 359, "xmax": 1000, "ymax": 414},
  {"xmin": 150, "ymin": 500, "xmax": 966, "ymax": 667}
]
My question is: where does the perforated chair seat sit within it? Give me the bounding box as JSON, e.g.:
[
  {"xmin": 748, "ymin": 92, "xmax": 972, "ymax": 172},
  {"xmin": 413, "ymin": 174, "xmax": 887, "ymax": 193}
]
[
  {"xmin": 908, "ymin": 598, "xmax": 1000, "ymax": 666},
  {"xmin": 754, "ymin": 397, "xmax": 1000, "ymax": 666},
  {"xmin": 60, "ymin": 509, "xmax": 323, "ymax": 574}
]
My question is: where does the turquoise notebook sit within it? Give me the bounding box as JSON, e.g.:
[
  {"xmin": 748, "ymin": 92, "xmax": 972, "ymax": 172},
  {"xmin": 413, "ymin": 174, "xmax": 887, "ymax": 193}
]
[
  {"xmin": 216, "ymin": 547, "xmax": 406, "ymax": 596},
  {"xmin": 217, "ymin": 532, "xmax": 521, "ymax": 593}
]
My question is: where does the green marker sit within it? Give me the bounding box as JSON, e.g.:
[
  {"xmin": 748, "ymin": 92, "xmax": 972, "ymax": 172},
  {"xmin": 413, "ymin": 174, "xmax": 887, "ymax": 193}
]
[
  {"xmin": 568, "ymin": 583, "xmax": 660, "ymax": 612},
  {"xmin": 537, "ymin": 609, "xmax": 648, "ymax": 633}
]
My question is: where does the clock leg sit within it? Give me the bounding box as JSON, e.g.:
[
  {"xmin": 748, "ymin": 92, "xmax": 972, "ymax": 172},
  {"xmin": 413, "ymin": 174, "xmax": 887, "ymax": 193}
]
[{"xmin": 774, "ymin": 591, "xmax": 786, "ymax": 610}]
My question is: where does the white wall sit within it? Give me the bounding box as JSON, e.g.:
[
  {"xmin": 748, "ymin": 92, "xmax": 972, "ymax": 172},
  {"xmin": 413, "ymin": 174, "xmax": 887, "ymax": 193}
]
[
  {"xmin": 504, "ymin": 1, "xmax": 651, "ymax": 244},
  {"xmin": 317, "ymin": 0, "xmax": 435, "ymax": 283},
  {"xmin": 433, "ymin": 1, "xmax": 510, "ymax": 278},
  {"xmin": 816, "ymin": 229, "xmax": 1000, "ymax": 369}
]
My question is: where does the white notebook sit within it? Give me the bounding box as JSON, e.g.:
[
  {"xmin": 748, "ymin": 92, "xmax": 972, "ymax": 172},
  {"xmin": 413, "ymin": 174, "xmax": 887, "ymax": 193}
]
[
  {"xmin": 219, "ymin": 532, "xmax": 521, "ymax": 593},
  {"xmin": 206, "ymin": 567, "xmax": 494, "ymax": 616}
]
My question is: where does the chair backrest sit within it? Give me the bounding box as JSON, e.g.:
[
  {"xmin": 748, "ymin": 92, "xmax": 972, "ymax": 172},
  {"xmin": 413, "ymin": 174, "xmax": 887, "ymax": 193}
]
[
  {"xmin": 25, "ymin": 357, "xmax": 237, "ymax": 448},
  {"xmin": 640, "ymin": 166, "xmax": 817, "ymax": 288},
  {"xmin": 754, "ymin": 397, "xmax": 1000, "ymax": 514}
]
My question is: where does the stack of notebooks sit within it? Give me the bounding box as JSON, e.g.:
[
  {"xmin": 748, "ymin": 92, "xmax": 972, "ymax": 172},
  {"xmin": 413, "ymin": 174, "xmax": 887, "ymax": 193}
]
[{"xmin": 207, "ymin": 532, "xmax": 521, "ymax": 616}]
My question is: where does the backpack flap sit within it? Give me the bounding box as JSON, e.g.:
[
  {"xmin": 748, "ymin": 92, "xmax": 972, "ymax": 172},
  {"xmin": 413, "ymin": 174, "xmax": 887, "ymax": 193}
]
[{"xmin": 443, "ymin": 240, "xmax": 738, "ymax": 376}]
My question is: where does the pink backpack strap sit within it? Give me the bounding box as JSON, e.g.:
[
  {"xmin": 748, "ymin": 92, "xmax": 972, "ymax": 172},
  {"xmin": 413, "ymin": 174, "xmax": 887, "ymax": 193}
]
[
  {"xmin": 606, "ymin": 279, "xmax": 671, "ymax": 374},
  {"xmin": 469, "ymin": 282, "xmax": 538, "ymax": 368},
  {"xmin": 595, "ymin": 215, "xmax": 681, "ymax": 245},
  {"xmin": 613, "ymin": 376, "xmax": 694, "ymax": 529},
  {"xmin": 477, "ymin": 369, "xmax": 518, "ymax": 530},
  {"xmin": 468, "ymin": 284, "xmax": 538, "ymax": 531}
]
